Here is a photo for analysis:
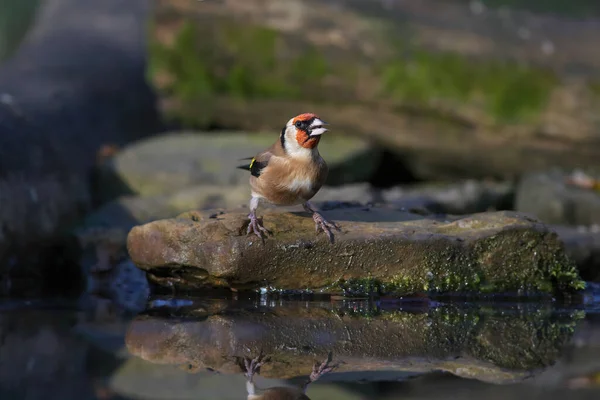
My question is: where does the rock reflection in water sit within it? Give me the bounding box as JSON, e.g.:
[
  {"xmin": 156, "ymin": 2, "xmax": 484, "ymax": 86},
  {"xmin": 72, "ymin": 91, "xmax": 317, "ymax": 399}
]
[{"xmin": 125, "ymin": 297, "xmax": 584, "ymax": 394}]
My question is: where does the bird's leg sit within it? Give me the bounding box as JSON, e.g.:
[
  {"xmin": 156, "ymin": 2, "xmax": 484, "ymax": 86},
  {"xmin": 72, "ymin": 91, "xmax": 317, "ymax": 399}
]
[
  {"xmin": 302, "ymin": 352, "xmax": 338, "ymax": 393},
  {"xmin": 236, "ymin": 351, "xmax": 270, "ymax": 396},
  {"xmin": 303, "ymin": 201, "xmax": 341, "ymax": 243},
  {"xmin": 247, "ymin": 195, "xmax": 270, "ymax": 238}
]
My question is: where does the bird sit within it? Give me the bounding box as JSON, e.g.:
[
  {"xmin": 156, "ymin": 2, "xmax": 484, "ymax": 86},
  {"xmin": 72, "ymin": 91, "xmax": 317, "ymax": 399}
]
[
  {"xmin": 237, "ymin": 113, "xmax": 341, "ymax": 243},
  {"xmin": 236, "ymin": 351, "xmax": 338, "ymax": 400}
]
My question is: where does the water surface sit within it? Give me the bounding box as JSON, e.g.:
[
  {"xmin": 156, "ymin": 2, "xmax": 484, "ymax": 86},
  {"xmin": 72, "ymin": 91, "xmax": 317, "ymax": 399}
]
[{"xmin": 2, "ymin": 293, "xmax": 600, "ymax": 400}]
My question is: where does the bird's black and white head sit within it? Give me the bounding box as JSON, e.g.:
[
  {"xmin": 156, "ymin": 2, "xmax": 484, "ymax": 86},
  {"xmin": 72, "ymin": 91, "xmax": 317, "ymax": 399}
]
[{"xmin": 280, "ymin": 113, "xmax": 328, "ymax": 158}]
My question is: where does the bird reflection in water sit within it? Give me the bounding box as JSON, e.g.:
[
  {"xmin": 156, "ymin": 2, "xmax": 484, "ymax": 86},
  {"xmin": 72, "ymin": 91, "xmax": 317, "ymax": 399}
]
[{"xmin": 236, "ymin": 351, "xmax": 338, "ymax": 400}]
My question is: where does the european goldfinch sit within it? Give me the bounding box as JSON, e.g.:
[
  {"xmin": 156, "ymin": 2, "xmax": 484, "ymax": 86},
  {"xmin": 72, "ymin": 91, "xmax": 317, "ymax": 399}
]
[
  {"xmin": 237, "ymin": 113, "xmax": 340, "ymax": 243},
  {"xmin": 236, "ymin": 351, "xmax": 337, "ymax": 400}
]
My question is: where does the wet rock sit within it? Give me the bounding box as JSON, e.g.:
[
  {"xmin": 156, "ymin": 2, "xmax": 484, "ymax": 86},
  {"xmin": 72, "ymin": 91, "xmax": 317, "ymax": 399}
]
[
  {"xmin": 85, "ymin": 258, "xmax": 150, "ymax": 315},
  {"xmin": 125, "ymin": 300, "xmax": 583, "ymax": 384},
  {"xmin": 515, "ymin": 169, "xmax": 600, "ymax": 227},
  {"xmin": 126, "ymin": 207, "xmax": 584, "ymax": 296},
  {"xmin": 94, "ymin": 131, "xmax": 380, "ymax": 201},
  {"xmin": 73, "ymin": 224, "xmax": 150, "ymax": 317}
]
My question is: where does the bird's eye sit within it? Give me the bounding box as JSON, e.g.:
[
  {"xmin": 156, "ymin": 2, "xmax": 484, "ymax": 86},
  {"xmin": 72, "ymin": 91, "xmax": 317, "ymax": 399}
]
[{"xmin": 295, "ymin": 121, "xmax": 302, "ymax": 128}]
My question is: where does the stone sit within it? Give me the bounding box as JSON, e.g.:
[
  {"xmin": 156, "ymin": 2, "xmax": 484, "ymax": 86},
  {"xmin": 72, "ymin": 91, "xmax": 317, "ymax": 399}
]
[
  {"xmin": 94, "ymin": 131, "xmax": 381, "ymax": 201},
  {"xmin": 314, "ymin": 180, "xmax": 515, "ymax": 215},
  {"xmin": 515, "ymin": 169, "xmax": 600, "ymax": 227},
  {"xmin": 550, "ymin": 225, "xmax": 600, "ymax": 283},
  {"xmin": 383, "ymin": 179, "xmax": 515, "ymax": 214},
  {"xmin": 124, "ymin": 299, "xmax": 584, "ymax": 384},
  {"xmin": 126, "ymin": 206, "xmax": 585, "ymax": 296},
  {"xmin": 148, "ymin": 0, "xmax": 600, "ymax": 182}
]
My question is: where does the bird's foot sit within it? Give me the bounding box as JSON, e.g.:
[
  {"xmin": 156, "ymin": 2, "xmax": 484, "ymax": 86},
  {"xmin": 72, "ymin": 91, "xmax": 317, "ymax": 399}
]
[
  {"xmin": 312, "ymin": 212, "xmax": 341, "ymax": 243},
  {"xmin": 237, "ymin": 351, "xmax": 271, "ymax": 381},
  {"xmin": 309, "ymin": 352, "xmax": 338, "ymax": 383},
  {"xmin": 247, "ymin": 212, "xmax": 270, "ymax": 239}
]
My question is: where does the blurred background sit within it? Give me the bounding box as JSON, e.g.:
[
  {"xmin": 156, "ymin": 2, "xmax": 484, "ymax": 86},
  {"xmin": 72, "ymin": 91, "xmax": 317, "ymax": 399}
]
[{"xmin": 1, "ymin": 0, "xmax": 600, "ymax": 399}]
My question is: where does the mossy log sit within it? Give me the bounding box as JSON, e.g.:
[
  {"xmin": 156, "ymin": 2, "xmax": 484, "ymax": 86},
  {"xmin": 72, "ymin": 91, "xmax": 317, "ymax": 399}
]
[{"xmin": 148, "ymin": 0, "xmax": 600, "ymax": 181}]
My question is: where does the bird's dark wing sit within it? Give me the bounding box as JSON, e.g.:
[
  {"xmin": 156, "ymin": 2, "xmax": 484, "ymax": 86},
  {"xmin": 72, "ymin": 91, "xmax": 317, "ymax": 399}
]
[{"xmin": 236, "ymin": 152, "xmax": 272, "ymax": 178}]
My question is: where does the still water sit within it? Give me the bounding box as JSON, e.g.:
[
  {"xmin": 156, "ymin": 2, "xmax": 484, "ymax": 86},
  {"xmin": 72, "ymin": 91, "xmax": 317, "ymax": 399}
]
[{"xmin": 1, "ymin": 292, "xmax": 600, "ymax": 400}]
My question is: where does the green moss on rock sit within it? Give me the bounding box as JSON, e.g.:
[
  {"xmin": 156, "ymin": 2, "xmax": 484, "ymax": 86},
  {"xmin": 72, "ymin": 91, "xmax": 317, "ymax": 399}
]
[
  {"xmin": 148, "ymin": 18, "xmax": 331, "ymax": 127},
  {"xmin": 379, "ymin": 49, "xmax": 557, "ymax": 123},
  {"xmin": 333, "ymin": 225, "xmax": 584, "ymax": 298}
]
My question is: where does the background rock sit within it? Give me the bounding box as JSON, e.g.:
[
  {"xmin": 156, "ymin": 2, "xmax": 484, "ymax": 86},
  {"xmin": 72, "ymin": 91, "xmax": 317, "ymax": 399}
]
[
  {"xmin": 383, "ymin": 180, "xmax": 515, "ymax": 214},
  {"xmin": 515, "ymin": 169, "xmax": 600, "ymax": 226},
  {"xmin": 147, "ymin": 0, "xmax": 600, "ymax": 182},
  {"xmin": 0, "ymin": 0, "xmax": 161, "ymax": 292},
  {"xmin": 126, "ymin": 207, "xmax": 584, "ymax": 296},
  {"xmin": 84, "ymin": 179, "xmax": 513, "ymax": 238},
  {"xmin": 94, "ymin": 131, "xmax": 380, "ymax": 202},
  {"xmin": 551, "ymin": 225, "xmax": 600, "ymax": 282}
]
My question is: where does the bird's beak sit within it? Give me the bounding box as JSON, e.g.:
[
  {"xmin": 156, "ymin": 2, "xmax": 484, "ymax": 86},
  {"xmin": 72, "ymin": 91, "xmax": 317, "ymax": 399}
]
[{"xmin": 309, "ymin": 118, "xmax": 328, "ymax": 136}]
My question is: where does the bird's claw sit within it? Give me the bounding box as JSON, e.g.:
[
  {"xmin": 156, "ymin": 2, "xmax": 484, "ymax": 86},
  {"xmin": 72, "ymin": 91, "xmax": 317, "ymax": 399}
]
[
  {"xmin": 309, "ymin": 352, "xmax": 338, "ymax": 383},
  {"xmin": 237, "ymin": 351, "xmax": 271, "ymax": 381},
  {"xmin": 313, "ymin": 212, "xmax": 341, "ymax": 243},
  {"xmin": 247, "ymin": 212, "xmax": 271, "ymax": 239}
]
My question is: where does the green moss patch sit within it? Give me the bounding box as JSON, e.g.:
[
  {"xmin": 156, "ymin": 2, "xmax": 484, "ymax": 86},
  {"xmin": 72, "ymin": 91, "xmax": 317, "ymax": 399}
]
[
  {"xmin": 148, "ymin": 18, "xmax": 331, "ymax": 127},
  {"xmin": 379, "ymin": 50, "xmax": 557, "ymax": 123},
  {"xmin": 333, "ymin": 225, "xmax": 584, "ymax": 298}
]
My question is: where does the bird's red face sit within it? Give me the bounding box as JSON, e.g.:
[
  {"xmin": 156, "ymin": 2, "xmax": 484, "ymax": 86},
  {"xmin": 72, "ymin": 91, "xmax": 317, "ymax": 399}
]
[{"xmin": 290, "ymin": 113, "xmax": 328, "ymax": 149}]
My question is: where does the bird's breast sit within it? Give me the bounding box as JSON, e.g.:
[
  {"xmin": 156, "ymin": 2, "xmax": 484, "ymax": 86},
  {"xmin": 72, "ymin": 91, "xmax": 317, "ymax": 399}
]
[
  {"xmin": 284, "ymin": 176, "xmax": 314, "ymax": 193},
  {"xmin": 251, "ymin": 157, "xmax": 327, "ymax": 205}
]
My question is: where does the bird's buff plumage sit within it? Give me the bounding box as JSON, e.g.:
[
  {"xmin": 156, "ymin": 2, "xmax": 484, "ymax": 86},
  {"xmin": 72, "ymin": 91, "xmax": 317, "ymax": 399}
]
[{"xmin": 237, "ymin": 113, "xmax": 341, "ymax": 243}]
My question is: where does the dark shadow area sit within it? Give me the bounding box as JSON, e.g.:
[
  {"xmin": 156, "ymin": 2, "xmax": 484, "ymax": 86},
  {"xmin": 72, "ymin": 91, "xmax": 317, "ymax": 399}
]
[
  {"xmin": 368, "ymin": 149, "xmax": 423, "ymax": 189},
  {"xmin": 0, "ymin": 305, "xmax": 136, "ymax": 400},
  {"xmin": 0, "ymin": 0, "xmax": 163, "ymax": 294}
]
